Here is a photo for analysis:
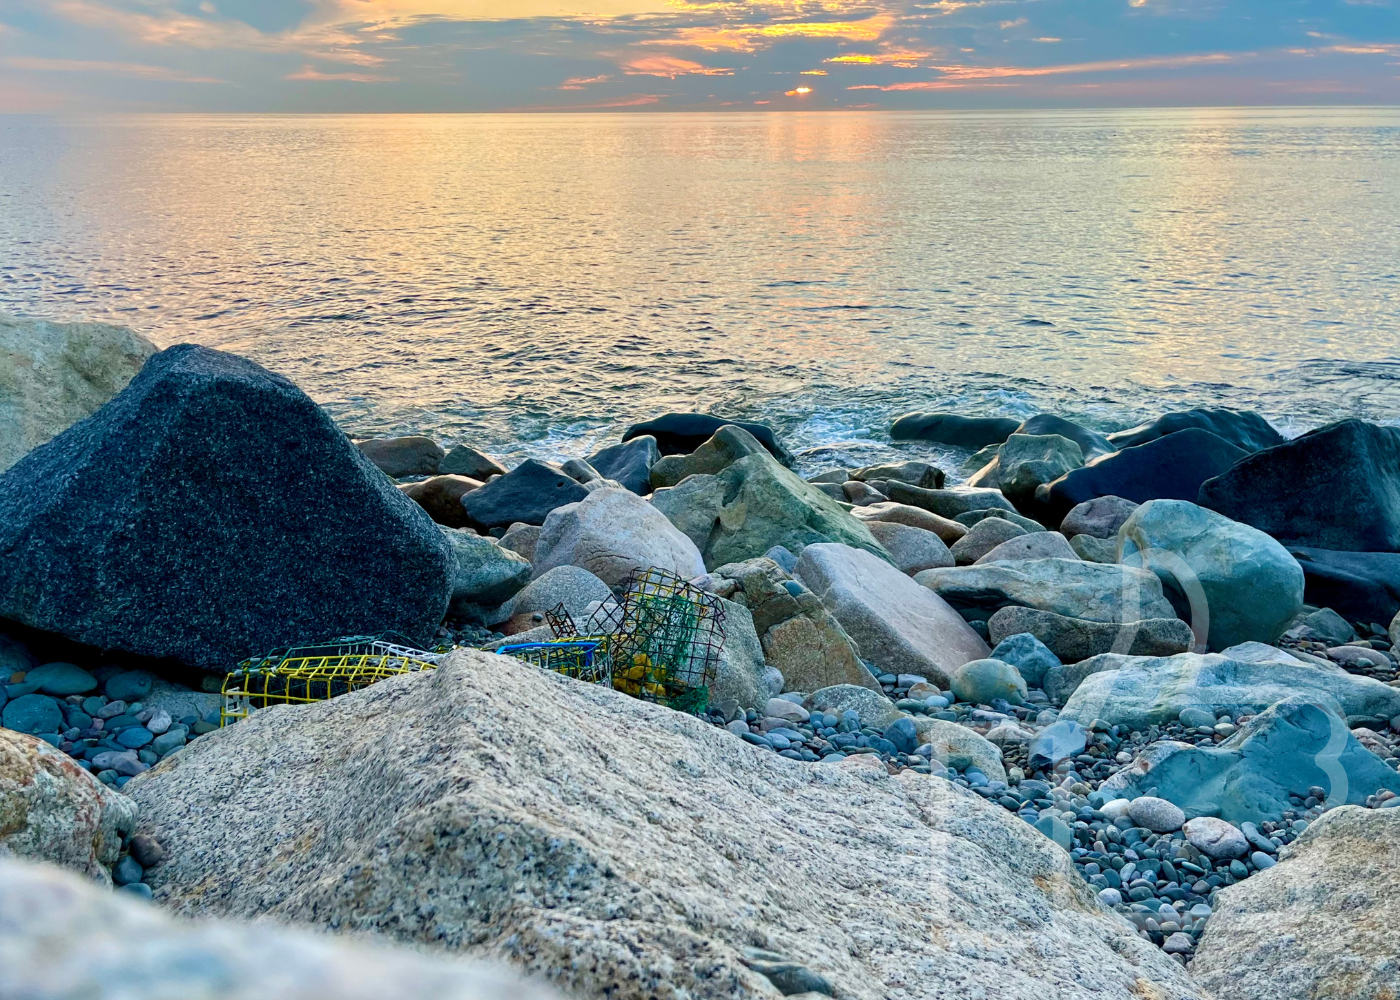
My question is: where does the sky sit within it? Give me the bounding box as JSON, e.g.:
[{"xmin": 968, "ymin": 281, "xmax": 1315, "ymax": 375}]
[{"xmin": 0, "ymin": 1, "xmax": 1397, "ymax": 111}]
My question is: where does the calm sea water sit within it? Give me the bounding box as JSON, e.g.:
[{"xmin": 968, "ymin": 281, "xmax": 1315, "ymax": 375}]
[{"xmin": 3, "ymin": 108, "xmax": 1399, "ymax": 473}]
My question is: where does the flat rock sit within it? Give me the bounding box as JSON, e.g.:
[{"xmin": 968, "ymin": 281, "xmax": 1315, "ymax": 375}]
[
  {"xmin": 990, "ymin": 606, "xmax": 1194, "ymax": 664},
  {"xmin": 438, "ymin": 444, "xmax": 507, "ymax": 480},
  {"xmin": 1191, "ymin": 804, "xmax": 1400, "ymax": 1000},
  {"xmin": 1108, "ymin": 409, "xmax": 1283, "ymax": 454},
  {"xmin": 0, "ymin": 345, "xmax": 451, "ymax": 667},
  {"xmin": 357, "ymin": 436, "xmax": 443, "ymax": 478},
  {"xmin": 1118, "ymin": 499, "xmax": 1304, "ymax": 650},
  {"xmin": 0, "ymin": 858, "xmax": 563, "ymax": 1000},
  {"xmin": 398, "ymin": 474, "xmax": 480, "ymax": 527},
  {"xmin": 863, "ymin": 521, "xmax": 953, "ymax": 574},
  {"xmin": 25, "ymin": 662, "xmax": 96, "ymax": 697},
  {"xmin": 461, "ymin": 459, "xmax": 589, "ymax": 532},
  {"xmin": 1286, "ymin": 547, "xmax": 1400, "ymax": 625},
  {"xmin": 797, "ymin": 543, "xmax": 990, "ymax": 687},
  {"xmin": 586, "ymin": 435, "xmax": 660, "ymax": 495},
  {"xmin": 1059, "ymin": 496, "xmax": 1139, "ymax": 539},
  {"xmin": 0, "ymin": 313, "xmax": 157, "ymax": 474},
  {"xmin": 1059, "ymin": 653, "xmax": 1400, "ymax": 731},
  {"xmin": 884, "ymin": 483, "xmax": 1016, "ymax": 519},
  {"xmin": 126, "ymin": 652, "xmax": 1201, "ymax": 1000},
  {"xmin": 623, "ymin": 412, "xmax": 794, "ymax": 467},
  {"xmin": 0, "ymin": 729, "xmax": 137, "ymax": 884},
  {"xmin": 1042, "ymin": 653, "xmax": 1137, "ymax": 706},
  {"xmin": 976, "ymin": 531, "xmax": 1078, "ymax": 564},
  {"xmin": 1068, "ymin": 534, "xmax": 1117, "ymax": 563},
  {"xmin": 851, "ymin": 502, "xmax": 967, "ymax": 544},
  {"xmin": 916, "ymin": 559, "xmax": 1175, "ymax": 624},
  {"xmin": 1200, "ymin": 419, "xmax": 1400, "ymax": 552},
  {"xmin": 888, "ymin": 412, "xmax": 1020, "ymax": 449},
  {"xmin": 532, "ymin": 487, "xmax": 704, "ymax": 588},
  {"xmin": 1098, "ymin": 698, "xmax": 1400, "ymax": 825},
  {"xmin": 950, "ymin": 517, "xmax": 1026, "ymax": 565}
]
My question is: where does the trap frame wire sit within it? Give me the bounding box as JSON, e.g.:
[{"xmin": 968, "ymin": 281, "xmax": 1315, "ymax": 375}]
[{"xmin": 220, "ymin": 633, "xmax": 445, "ymax": 727}]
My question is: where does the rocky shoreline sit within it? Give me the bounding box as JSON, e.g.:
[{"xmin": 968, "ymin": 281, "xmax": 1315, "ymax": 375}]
[{"xmin": 3, "ymin": 314, "xmax": 1400, "ymax": 1000}]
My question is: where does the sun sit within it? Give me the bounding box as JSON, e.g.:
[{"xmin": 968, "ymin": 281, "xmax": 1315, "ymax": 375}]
[{"xmin": 785, "ymin": 86, "xmax": 813, "ymax": 96}]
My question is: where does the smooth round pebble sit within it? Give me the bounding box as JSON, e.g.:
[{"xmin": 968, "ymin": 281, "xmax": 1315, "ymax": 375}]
[
  {"xmin": 1126, "ymin": 796, "xmax": 1186, "ymax": 833},
  {"xmin": 1183, "ymin": 816, "xmax": 1249, "ymax": 859},
  {"xmin": 1097, "ymin": 887, "xmax": 1123, "ymax": 907},
  {"xmin": 951, "ymin": 658, "xmax": 1027, "ymax": 706},
  {"xmin": 117, "ymin": 882, "xmax": 154, "ymax": 900}
]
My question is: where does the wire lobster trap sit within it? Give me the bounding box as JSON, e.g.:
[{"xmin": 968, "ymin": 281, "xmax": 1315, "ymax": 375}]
[
  {"xmin": 220, "ymin": 633, "xmax": 445, "ymax": 726},
  {"xmin": 503, "ymin": 567, "xmax": 726, "ymax": 714},
  {"xmin": 491, "ymin": 639, "xmax": 609, "ymax": 684}
]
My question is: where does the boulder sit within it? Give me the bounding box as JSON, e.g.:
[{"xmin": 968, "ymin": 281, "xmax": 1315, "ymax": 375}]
[
  {"xmin": 0, "ymin": 314, "xmax": 157, "ymax": 474},
  {"xmin": 915, "ymin": 559, "xmax": 1175, "ymax": 624},
  {"xmin": 441, "ymin": 529, "xmax": 531, "ymax": 612},
  {"xmin": 498, "ymin": 522, "xmax": 542, "ymax": 562},
  {"xmin": 1058, "ymin": 653, "xmax": 1400, "ymax": 730},
  {"xmin": 0, "ymin": 345, "xmax": 452, "ymax": 667},
  {"xmin": 851, "ymin": 502, "xmax": 967, "ymax": 544},
  {"xmin": 531, "ymin": 488, "xmax": 704, "ymax": 588},
  {"xmin": 969, "ymin": 433, "xmax": 1084, "ymax": 506},
  {"xmin": 1201, "ymin": 420, "xmax": 1400, "ymax": 552},
  {"xmin": 1097, "ymin": 698, "xmax": 1400, "ymax": 824},
  {"xmin": 955, "ymin": 507, "xmax": 1046, "ymax": 534},
  {"xmin": 1182, "ymin": 817, "xmax": 1247, "ymax": 859},
  {"xmin": 356, "ymin": 436, "xmax": 444, "ymax": 478},
  {"xmin": 988, "ymin": 606, "xmax": 1195, "ymax": 664},
  {"xmin": 863, "ymin": 521, "xmax": 953, "ymax": 575},
  {"xmin": 884, "ymin": 483, "xmax": 1016, "ymax": 519},
  {"xmin": 0, "ymin": 858, "xmax": 564, "ymax": 1000},
  {"xmin": 841, "ymin": 480, "xmax": 886, "ymax": 506},
  {"xmin": 1060, "ymin": 496, "xmax": 1139, "ymax": 539},
  {"xmin": 460, "ymin": 459, "xmax": 589, "ymax": 532},
  {"xmin": 1286, "ymin": 548, "xmax": 1400, "ymax": 625},
  {"xmin": 1041, "ymin": 429, "xmax": 1248, "ymax": 524},
  {"xmin": 651, "ymin": 450, "xmax": 891, "ymax": 570},
  {"xmin": 1042, "ymin": 653, "xmax": 1137, "ymax": 706},
  {"xmin": 1014, "ymin": 414, "xmax": 1114, "ymax": 460},
  {"xmin": 1118, "ymin": 499, "xmax": 1305, "ymax": 651},
  {"xmin": 1191, "ymin": 805, "xmax": 1400, "ymax": 1000},
  {"xmin": 125, "ymin": 651, "xmax": 1201, "ymax": 1000},
  {"xmin": 888, "ymin": 412, "xmax": 1020, "ymax": 449},
  {"xmin": 1284, "ymin": 607, "xmax": 1356, "ymax": 645},
  {"xmin": 806, "ymin": 683, "xmax": 904, "ymax": 730},
  {"xmin": 397, "ymin": 475, "xmax": 480, "ymax": 527},
  {"xmin": 438, "ymin": 444, "xmax": 507, "ymax": 480},
  {"xmin": 0, "ymin": 729, "xmax": 137, "ymax": 884},
  {"xmin": 25, "ymin": 662, "xmax": 96, "ymax": 697},
  {"xmin": 709, "ymin": 600, "xmax": 770, "ymax": 711},
  {"xmin": 623, "ymin": 413, "xmax": 794, "ymax": 467},
  {"xmin": 650, "ymin": 425, "xmax": 771, "ymax": 490},
  {"xmin": 976, "ymin": 531, "xmax": 1078, "ymax": 565},
  {"xmin": 585, "ymin": 435, "xmax": 660, "ymax": 495},
  {"xmin": 498, "ymin": 566, "xmax": 612, "ymax": 626},
  {"xmin": 951, "ymin": 659, "xmax": 1026, "ymax": 706},
  {"xmin": 1108, "ymin": 409, "xmax": 1283, "ymax": 454},
  {"xmin": 950, "ymin": 517, "xmax": 1026, "ymax": 565},
  {"xmin": 1026, "ymin": 720, "xmax": 1087, "ymax": 771},
  {"xmin": 796, "ymin": 543, "xmax": 990, "ymax": 687},
  {"xmin": 909, "ymin": 717, "xmax": 1007, "ymax": 782},
  {"xmin": 850, "ymin": 461, "xmax": 943, "ymax": 489},
  {"xmin": 1068, "ymin": 534, "xmax": 1116, "ymax": 563}
]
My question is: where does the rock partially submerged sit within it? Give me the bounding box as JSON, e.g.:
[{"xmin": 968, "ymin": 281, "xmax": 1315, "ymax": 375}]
[
  {"xmin": 888, "ymin": 412, "xmax": 1020, "ymax": 448},
  {"xmin": 623, "ymin": 412, "xmax": 794, "ymax": 467},
  {"xmin": 126, "ymin": 651, "xmax": 1202, "ymax": 1000},
  {"xmin": 1108, "ymin": 408, "xmax": 1283, "ymax": 454}
]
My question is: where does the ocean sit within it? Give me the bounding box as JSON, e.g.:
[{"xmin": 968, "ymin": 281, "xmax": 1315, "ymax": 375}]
[{"xmin": 3, "ymin": 107, "xmax": 1399, "ymax": 474}]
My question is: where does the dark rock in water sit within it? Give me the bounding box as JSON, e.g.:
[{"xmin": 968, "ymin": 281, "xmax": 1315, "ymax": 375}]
[
  {"xmin": 1287, "ymin": 548, "xmax": 1400, "ymax": 625},
  {"xmin": 1199, "ymin": 420, "xmax": 1400, "ymax": 553},
  {"xmin": 356, "ymin": 436, "xmax": 443, "ymax": 478},
  {"xmin": 1014, "ymin": 415, "xmax": 1114, "ymax": 460},
  {"xmin": 438, "ymin": 444, "xmax": 506, "ymax": 480},
  {"xmin": 1041, "ymin": 429, "xmax": 1247, "ymax": 524},
  {"xmin": 1109, "ymin": 409, "xmax": 1284, "ymax": 455},
  {"xmin": 398, "ymin": 475, "xmax": 481, "ymax": 528},
  {"xmin": 622, "ymin": 413, "xmax": 794, "ymax": 468},
  {"xmin": 460, "ymin": 459, "xmax": 588, "ymax": 532},
  {"xmin": 586, "ymin": 435, "xmax": 660, "ymax": 495},
  {"xmin": 1027, "ymin": 720, "xmax": 1087, "ymax": 771},
  {"xmin": 885, "ymin": 483, "xmax": 1015, "ymax": 519},
  {"xmin": 0, "ymin": 345, "xmax": 452, "ymax": 667},
  {"xmin": 1098, "ymin": 698, "xmax": 1400, "ymax": 824},
  {"xmin": 889, "ymin": 412, "xmax": 1020, "ymax": 449}
]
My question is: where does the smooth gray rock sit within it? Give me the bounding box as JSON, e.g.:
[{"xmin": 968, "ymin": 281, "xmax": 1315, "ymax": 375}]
[
  {"xmin": 1060, "ymin": 496, "xmax": 1139, "ymax": 539},
  {"xmin": 1109, "ymin": 409, "xmax": 1284, "ymax": 454},
  {"xmin": 988, "ymin": 632, "xmax": 1060, "ymax": 688},
  {"xmin": 1286, "ymin": 547, "xmax": 1400, "ymax": 626},
  {"xmin": 950, "ymin": 517, "xmax": 1026, "ymax": 565},
  {"xmin": 864, "ymin": 521, "xmax": 954, "ymax": 575},
  {"xmin": 1096, "ymin": 698, "xmax": 1400, "ymax": 823},
  {"xmin": 709, "ymin": 599, "xmax": 770, "ymax": 712},
  {"xmin": 1127, "ymin": 796, "xmax": 1185, "ymax": 833},
  {"xmin": 586, "ymin": 435, "xmax": 660, "ymax": 495},
  {"xmin": 988, "ymin": 606, "xmax": 1195, "ymax": 663},
  {"xmin": 976, "ymin": 531, "xmax": 1079, "ymax": 565},
  {"xmin": 1285, "ymin": 607, "xmax": 1356, "ymax": 645},
  {"xmin": 968, "ymin": 433, "xmax": 1084, "ymax": 506},
  {"xmin": 797, "ymin": 543, "xmax": 990, "ymax": 687},
  {"xmin": 0, "ymin": 858, "xmax": 565, "ymax": 1000},
  {"xmin": 916, "ymin": 559, "xmax": 1175, "ymax": 624},
  {"xmin": 910, "ymin": 716, "xmax": 1008, "ymax": 782},
  {"xmin": 1014, "ymin": 414, "xmax": 1114, "ymax": 461},
  {"xmin": 499, "ymin": 566, "xmax": 612, "ymax": 625},
  {"xmin": 954, "ymin": 508, "xmax": 1047, "ymax": 534},
  {"xmin": 461, "ymin": 459, "xmax": 589, "ymax": 532},
  {"xmin": 888, "ymin": 413, "xmax": 1020, "ymax": 449},
  {"xmin": 886, "ymin": 484, "xmax": 1016, "ymax": 519},
  {"xmin": 850, "ymin": 461, "xmax": 944, "ymax": 489},
  {"xmin": 951, "ymin": 658, "xmax": 1026, "ymax": 706},
  {"xmin": 1118, "ymin": 499, "xmax": 1304, "ymax": 651},
  {"xmin": 531, "ymin": 488, "xmax": 704, "ymax": 588},
  {"xmin": 441, "ymin": 528, "xmax": 532, "ymax": 610},
  {"xmin": 25, "ymin": 662, "xmax": 96, "ymax": 697},
  {"xmin": 357, "ymin": 436, "xmax": 443, "ymax": 478},
  {"xmin": 437, "ymin": 444, "xmax": 507, "ymax": 480},
  {"xmin": 1060, "ymin": 652, "xmax": 1400, "ymax": 729},
  {"xmin": 806, "ymin": 684, "xmax": 904, "ymax": 730},
  {"xmin": 1192, "ymin": 805, "xmax": 1400, "ymax": 1000},
  {"xmin": 1043, "ymin": 653, "xmax": 1137, "ymax": 706},
  {"xmin": 1182, "ymin": 816, "xmax": 1248, "ymax": 859}
]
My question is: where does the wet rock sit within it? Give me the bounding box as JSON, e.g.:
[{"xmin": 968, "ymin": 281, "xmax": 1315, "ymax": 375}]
[
  {"xmin": 988, "ymin": 607, "xmax": 1194, "ymax": 663},
  {"xmin": 1014, "ymin": 414, "xmax": 1115, "ymax": 460},
  {"xmin": 586, "ymin": 435, "xmax": 660, "ymax": 495},
  {"xmin": 398, "ymin": 475, "xmax": 481, "ymax": 527},
  {"xmin": 884, "ymin": 484, "xmax": 1016, "ymax": 520},
  {"xmin": 916, "ymin": 559, "xmax": 1175, "ymax": 624},
  {"xmin": 1108, "ymin": 409, "xmax": 1283, "ymax": 454},
  {"xmin": 1286, "ymin": 548, "xmax": 1400, "ymax": 626},
  {"xmin": 624, "ymin": 412, "xmax": 794, "ymax": 467},
  {"xmin": 950, "ymin": 517, "xmax": 1026, "ymax": 565},
  {"xmin": 438, "ymin": 444, "xmax": 507, "ymax": 480},
  {"xmin": 850, "ymin": 461, "xmax": 944, "ymax": 489},
  {"xmin": 532, "ymin": 487, "xmax": 704, "ymax": 588},
  {"xmin": 1060, "ymin": 495, "xmax": 1140, "ymax": 539},
  {"xmin": 650, "ymin": 424, "xmax": 772, "ymax": 490},
  {"xmin": 357, "ymin": 436, "xmax": 444, "ymax": 478},
  {"xmin": 888, "ymin": 412, "xmax": 1020, "ymax": 449},
  {"xmin": 460, "ymin": 459, "xmax": 589, "ymax": 532},
  {"xmin": 968, "ymin": 433, "xmax": 1084, "ymax": 506},
  {"xmin": 863, "ymin": 521, "xmax": 953, "ymax": 575}
]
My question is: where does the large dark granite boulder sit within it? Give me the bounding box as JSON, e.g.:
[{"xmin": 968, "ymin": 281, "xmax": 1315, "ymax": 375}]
[
  {"xmin": 1109, "ymin": 408, "xmax": 1283, "ymax": 454},
  {"xmin": 1287, "ymin": 548, "xmax": 1400, "ymax": 625},
  {"xmin": 889, "ymin": 413, "xmax": 1020, "ymax": 449},
  {"xmin": 1199, "ymin": 420, "xmax": 1400, "ymax": 553},
  {"xmin": 585, "ymin": 435, "xmax": 659, "ymax": 495},
  {"xmin": 0, "ymin": 345, "xmax": 452, "ymax": 668},
  {"xmin": 1014, "ymin": 415, "xmax": 1114, "ymax": 460},
  {"xmin": 622, "ymin": 413, "xmax": 794, "ymax": 468},
  {"xmin": 1041, "ymin": 429, "xmax": 1247, "ymax": 525},
  {"xmin": 459, "ymin": 459, "xmax": 587, "ymax": 532}
]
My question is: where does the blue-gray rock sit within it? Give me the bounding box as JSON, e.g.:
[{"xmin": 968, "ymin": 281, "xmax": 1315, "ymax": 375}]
[
  {"xmin": 951, "ymin": 658, "xmax": 1027, "ymax": 706},
  {"xmin": 886, "ymin": 484, "xmax": 1016, "ymax": 519},
  {"xmin": 1059, "ymin": 495, "xmax": 1140, "ymax": 540},
  {"xmin": 1015, "ymin": 414, "xmax": 1114, "ymax": 460},
  {"xmin": 1285, "ymin": 607, "xmax": 1357, "ymax": 645},
  {"xmin": 1109, "ymin": 409, "xmax": 1284, "ymax": 455},
  {"xmin": 437, "ymin": 444, "xmax": 506, "ymax": 480},
  {"xmin": 460, "ymin": 459, "xmax": 588, "ymax": 532},
  {"xmin": 954, "ymin": 508, "xmax": 1047, "ymax": 534},
  {"xmin": 584, "ymin": 435, "xmax": 660, "ymax": 495},
  {"xmin": 24, "ymin": 663, "xmax": 96, "ymax": 697},
  {"xmin": 888, "ymin": 413, "xmax": 1020, "ymax": 449},
  {"xmin": 356, "ymin": 436, "xmax": 443, "ymax": 478},
  {"xmin": 0, "ymin": 633, "xmax": 39, "ymax": 677},
  {"xmin": 1043, "ymin": 429, "xmax": 1248, "ymax": 524},
  {"xmin": 1027, "ymin": 719, "xmax": 1087, "ymax": 771},
  {"xmin": 0, "ymin": 345, "xmax": 452, "ymax": 667},
  {"xmin": 115, "ymin": 727, "xmax": 153, "ymax": 750},
  {"xmin": 916, "ymin": 559, "xmax": 1176, "ymax": 624},
  {"xmin": 116, "ymin": 881, "xmax": 154, "ymax": 899},
  {"xmin": 1, "ymin": 694, "xmax": 63, "ymax": 735},
  {"xmin": 1034, "ymin": 815, "xmax": 1073, "ymax": 848},
  {"xmin": 111, "ymin": 856, "xmax": 143, "ymax": 886},
  {"xmin": 1250, "ymin": 851, "xmax": 1276, "ymax": 869},
  {"xmin": 764, "ymin": 545, "xmax": 798, "ymax": 574},
  {"xmin": 1118, "ymin": 499, "xmax": 1304, "ymax": 651},
  {"xmin": 622, "ymin": 413, "xmax": 794, "ymax": 468},
  {"xmin": 989, "ymin": 633, "xmax": 1060, "ymax": 688},
  {"xmin": 497, "ymin": 565, "xmax": 612, "ymax": 625},
  {"xmin": 988, "ymin": 606, "xmax": 1194, "ymax": 663},
  {"xmin": 151, "ymin": 730, "xmax": 187, "ymax": 755},
  {"xmin": 1099, "ymin": 698, "xmax": 1400, "ymax": 824},
  {"xmin": 1286, "ymin": 548, "xmax": 1400, "ymax": 626},
  {"xmin": 1179, "ymin": 707, "xmax": 1217, "ymax": 729},
  {"xmin": 1200, "ymin": 420, "xmax": 1400, "ymax": 552},
  {"xmin": 883, "ymin": 717, "xmax": 919, "ymax": 754},
  {"xmin": 439, "ymin": 528, "xmax": 531, "ymax": 613},
  {"xmin": 104, "ymin": 671, "xmax": 153, "ymax": 705}
]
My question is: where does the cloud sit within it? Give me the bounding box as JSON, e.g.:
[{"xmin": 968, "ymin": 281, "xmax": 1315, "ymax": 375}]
[
  {"xmin": 1, "ymin": 55, "xmax": 223, "ymax": 82},
  {"xmin": 622, "ymin": 55, "xmax": 733, "ymax": 77},
  {"xmin": 285, "ymin": 65, "xmax": 396, "ymax": 81},
  {"xmin": 559, "ymin": 73, "xmax": 612, "ymax": 89}
]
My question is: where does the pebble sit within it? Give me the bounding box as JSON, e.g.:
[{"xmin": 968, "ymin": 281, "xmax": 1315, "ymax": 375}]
[
  {"xmin": 117, "ymin": 882, "xmax": 154, "ymax": 900},
  {"xmin": 1127, "ymin": 796, "xmax": 1186, "ymax": 833},
  {"xmin": 1250, "ymin": 851, "xmax": 1277, "ymax": 869},
  {"xmin": 111, "ymin": 855, "xmax": 144, "ymax": 886}
]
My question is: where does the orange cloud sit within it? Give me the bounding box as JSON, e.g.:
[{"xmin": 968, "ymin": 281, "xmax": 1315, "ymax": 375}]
[
  {"xmin": 825, "ymin": 48, "xmax": 932, "ymax": 68},
  {"xmin": 559, "ymin": 73, "xmax": 612, "ymax": 89},
  {"xmin": 656, "ymin": 13, "xmax": 892, "ymax": 53},
  {"xmin": 623, "ymin": 55, "xmax": 732, "ymax": 77},
  {"xmin": 931, "ymin": 52, "xmax": 1238, "ymax": 80},
  {"xmin": 286, "ymin": 66, "xmax": 396, "ymax": 82}
]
